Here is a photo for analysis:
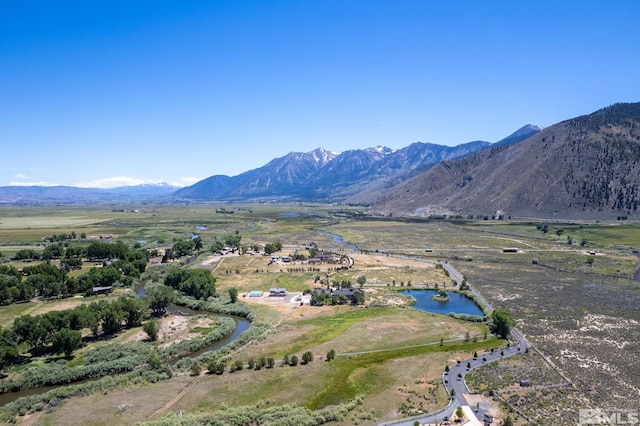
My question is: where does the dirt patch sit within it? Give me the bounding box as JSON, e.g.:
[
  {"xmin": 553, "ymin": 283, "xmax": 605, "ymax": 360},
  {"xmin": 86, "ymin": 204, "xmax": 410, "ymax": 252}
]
[
  {"xmin": 200, "ymin": 255, "xmax": 220, "ymax": 267},
  {"xmin": 350, "ymin": 253, "xmax": 436, "ymax": 269},
  {"xmin": 17, "ymin": 411, "xmax": 43, "ymax": 426},
  {"xmin": 125, "ymin": 315, "xmax": 217, "ymax": 346}
]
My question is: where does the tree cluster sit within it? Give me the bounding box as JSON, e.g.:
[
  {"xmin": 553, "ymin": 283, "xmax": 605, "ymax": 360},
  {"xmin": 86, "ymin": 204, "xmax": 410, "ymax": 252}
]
[
  {"xmin": 311, "ymin": 289, "xmax": 364, "ymax": 306},
  {"xmin": 210, "ymin": 232, "xmax": 242, "ymax": 254},
  {"xmin": 164, "ymin": 267, "xmax": 216, "ymax": 300},
  {"xmin": 1, "ymin": 240, "xmax": 152, "ymax": 304},
  {"xmin": 43, "ymin": 231, "xmax": 80, "ymax": 243},
  {"xmin": 5, "ymin": 295, "xmax": 151, "ymax": 364},
  {"xmin": 264, "ymin": 241, "xmax": 283, "ymax": 255}
]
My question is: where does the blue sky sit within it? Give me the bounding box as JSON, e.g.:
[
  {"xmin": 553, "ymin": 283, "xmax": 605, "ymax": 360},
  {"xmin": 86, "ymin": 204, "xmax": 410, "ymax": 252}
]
[{"xmin": 1, "ymin": 1, "xmax": 639, "ymax": 188}]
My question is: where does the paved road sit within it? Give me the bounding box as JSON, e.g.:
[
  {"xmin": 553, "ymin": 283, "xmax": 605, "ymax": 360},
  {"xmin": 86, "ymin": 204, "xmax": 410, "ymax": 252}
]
[{"xmin": 380, "ymin": 262, "xmax": 531, "ymax": 426}]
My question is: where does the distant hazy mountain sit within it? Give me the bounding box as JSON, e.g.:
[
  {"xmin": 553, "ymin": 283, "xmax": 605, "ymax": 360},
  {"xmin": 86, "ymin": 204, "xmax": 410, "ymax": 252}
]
[
  {"xmin": 0, "ymin": 183, "xmax": 177, "ymax": 204},
  {"xmin": 372, "ymin": 103, "xmax": 640, "ymax": 219}
]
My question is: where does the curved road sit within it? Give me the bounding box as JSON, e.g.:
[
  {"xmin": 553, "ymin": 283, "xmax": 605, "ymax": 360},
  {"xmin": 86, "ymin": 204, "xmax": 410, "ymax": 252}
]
[{"xmin": 381, "ymin": 262, "xmax": 531, "ymax": 426}]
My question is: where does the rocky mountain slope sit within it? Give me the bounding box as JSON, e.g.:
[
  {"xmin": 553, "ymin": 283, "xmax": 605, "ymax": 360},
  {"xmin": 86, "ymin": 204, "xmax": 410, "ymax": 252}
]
[{"xmin": 372, "ymin": 103, "xmax": 640, "ymax": 219}]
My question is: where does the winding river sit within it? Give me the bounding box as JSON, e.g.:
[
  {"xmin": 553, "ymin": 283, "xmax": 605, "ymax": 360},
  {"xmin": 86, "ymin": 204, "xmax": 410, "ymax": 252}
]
[
  {"xmin": 0, "ymin": 285, "xmax": 251, "ymax": 406},
  {"xmin": 317, "ymin": 230, "xmax": 358, "ymax": 250}
]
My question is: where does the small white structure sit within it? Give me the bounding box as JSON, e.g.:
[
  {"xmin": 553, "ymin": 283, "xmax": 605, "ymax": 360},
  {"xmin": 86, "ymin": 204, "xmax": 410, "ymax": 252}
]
[{"xmin": 461, "ymin": 405, "xmax": 483, "ymax": 425}]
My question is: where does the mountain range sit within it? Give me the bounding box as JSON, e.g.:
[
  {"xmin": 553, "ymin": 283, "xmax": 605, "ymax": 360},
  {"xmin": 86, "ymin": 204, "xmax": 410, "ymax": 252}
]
[
  {"xmin": 173, "ymin": 125, "xmax": 541, "ymax": 202},
  {"xmin": 0, "ymin": 125, "xmax": 540, "ymax": 205},
  {"xmin": 0, "ymin": 183, "xmax": 177, "ymax": 204},
  {"xmin": 2, "ymin": 102, "xmax": 640, "ymax": 220}
]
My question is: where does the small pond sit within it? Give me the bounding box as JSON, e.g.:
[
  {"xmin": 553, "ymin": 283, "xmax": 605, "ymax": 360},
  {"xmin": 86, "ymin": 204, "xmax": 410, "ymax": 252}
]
[
  {"xmin": 400, "ymin": 289, "xmax": 484, "ymax": 316},
  {"xmin": 279, "ymin": 212, "xmax": 301, "ymax": 217}
]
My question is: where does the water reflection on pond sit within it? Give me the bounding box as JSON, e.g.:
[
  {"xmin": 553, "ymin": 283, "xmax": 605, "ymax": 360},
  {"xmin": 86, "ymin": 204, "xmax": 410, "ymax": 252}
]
[{"xmin": 400, "ymin": 289, "xmax": 484, "ymax": 316}]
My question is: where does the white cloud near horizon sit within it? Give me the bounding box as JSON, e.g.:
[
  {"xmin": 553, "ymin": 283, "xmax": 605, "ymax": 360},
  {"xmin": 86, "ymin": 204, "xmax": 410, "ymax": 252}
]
[
  {"xmin": 9, "ymin": 181, "xmax": 61, "ymax": 187},
  {"xmin": 14, "ymin": 173, "xmax": 29, "ymax": 180},
  {"xmin": 75, "ymin": 176, "xmax": 201, "ymax": 189},
  {"xmin": 171, "ymin": 177, "xmax": 201, "ymax": 186}
]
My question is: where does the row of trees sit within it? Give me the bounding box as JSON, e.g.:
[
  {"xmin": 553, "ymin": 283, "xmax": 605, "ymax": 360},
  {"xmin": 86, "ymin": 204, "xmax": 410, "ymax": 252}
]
[
  {"xmin": 43, "ymin": 231, "xmax": 82, "ymax": 243},
  {"xmin": 310, "ymin": 290, "xmax": 364, "ymax": 306},
  {"xmin": 13, "ymin": 240, "xmax": 144, "ymax": 263},
  {"xmin": 205, "ymin": 349, "xmax": 336, "ymax": 376},
  {"xmin": 3, "ymin": 294, "xmax": 152, "ymax": 364}
]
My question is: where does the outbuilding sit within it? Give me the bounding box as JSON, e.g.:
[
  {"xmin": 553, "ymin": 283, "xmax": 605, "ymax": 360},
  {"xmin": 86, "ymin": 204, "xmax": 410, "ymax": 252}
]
[
  {"xmin": 92, "ymin": 286, "xmax": 113, "ymax": 295},
  {"xmin": 269, "ymin": 288, "xmax": 287, "ymax": 297}
]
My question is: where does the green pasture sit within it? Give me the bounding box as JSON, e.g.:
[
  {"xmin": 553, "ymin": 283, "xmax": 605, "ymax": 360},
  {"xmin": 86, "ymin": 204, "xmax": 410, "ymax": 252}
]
[
  {"xmin": 308, "ymin": 338, "xmax": 501, "ymax": 409},
  {"xmin": 281, "ymin": 307, "xmax": 491, "ymax": 357},
  {"xmin": 0, "ymin": 302, "xmax": 37, "ymax": 328}
]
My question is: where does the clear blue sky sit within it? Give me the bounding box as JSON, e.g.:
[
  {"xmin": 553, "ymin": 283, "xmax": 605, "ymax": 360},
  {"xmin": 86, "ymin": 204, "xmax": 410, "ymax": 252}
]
[{"xmin": 1, "ymin": 1, "xmax": 639, "ymax": 188}]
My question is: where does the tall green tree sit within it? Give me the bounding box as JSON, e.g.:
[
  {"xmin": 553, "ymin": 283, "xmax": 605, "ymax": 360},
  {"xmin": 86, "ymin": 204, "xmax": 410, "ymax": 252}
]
[
  {"xmin": 172, "ymin": 239, "xmax": 195, "ymax": 257},
  {"xmin": 51, "ymin": 329, "xmax": 82, "ymax": 357},
  {"xmin": 491, "ymin": 309, "xmax": 515, "ymax": 339},
  {"xmin": 181, "ymin": 269, "xmax": 216, "ymax": 300},
  {"xmin": 224, "ymin": 233, "xmax": 242, "ymax": 249},
  {"xmin": 117, "ymin": 295, "xmax": 150, "ymax": 327},
  {"xmin": 99, "ymin": 304, "xmax": 124, "ymax": 335},
  {"xmin": 193, "ymin": 236, "xmax": 203, "ymax": 252},
  {"xmin": 228, "ymin": 287, "xmax": 238, "ymax": 303},
  {"xmin": 143, "ymin": 319, "xmax": 159, "ymax": 342},
  {"xmin": 144, "ymin": 283, "xmax": 176, "ymax": 315},
  {"xmin": 301, "ymin": 351, "xmax": 313, "ymax": 364},
  {"xmin": 0, "ymin": 327, "xmax": 18, "ymax": 368},
  {"xmin": 356, "ymin": 275, "xmax": 367, "ymax": 289},
  {"xmin": 264, "ymin": 241, "xmax": 282, "ymax": 254}
]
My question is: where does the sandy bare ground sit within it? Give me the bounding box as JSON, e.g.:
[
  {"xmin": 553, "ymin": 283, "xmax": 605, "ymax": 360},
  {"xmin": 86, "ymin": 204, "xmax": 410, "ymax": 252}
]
[
  {"xmin": 125, "ymin": 314, "xmax": 215, "ymax": 345},
  {"xmin": 349, "ymin": 253, "xmax": 436, "ymax": 269},
  {"xmin": 200, "ymin": 255, "xmax": 220, "ymax": 267}
]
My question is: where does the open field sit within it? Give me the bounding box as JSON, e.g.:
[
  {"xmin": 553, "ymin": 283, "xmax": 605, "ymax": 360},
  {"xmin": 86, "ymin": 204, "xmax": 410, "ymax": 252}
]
[
  {"xmin": 1, "ymin": 205, "xmax": 639, "ymax": 424},
  {"xmin": 23, "ymin": 306, "xmax": 499, "ymax": 426}
]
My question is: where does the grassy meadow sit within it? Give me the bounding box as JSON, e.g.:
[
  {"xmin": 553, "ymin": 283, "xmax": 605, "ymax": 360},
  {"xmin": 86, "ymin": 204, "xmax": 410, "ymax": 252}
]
[{"xmin": 0, "ymin": 204, "xmax": 639, "ymax": 424}]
